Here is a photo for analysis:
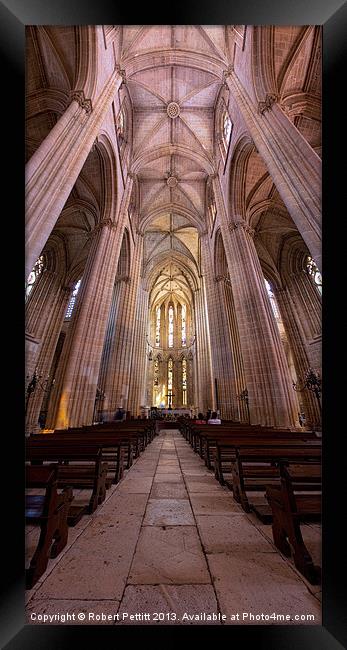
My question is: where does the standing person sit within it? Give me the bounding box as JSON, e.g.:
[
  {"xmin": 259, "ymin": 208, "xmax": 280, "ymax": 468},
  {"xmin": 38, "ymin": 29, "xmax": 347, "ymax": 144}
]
[
  {"xmin": 115, "ymin": 406, "xmax": 125, "ymax": 421},
  {"xmin": 206, "ymin": 409, "xmax": 212, "ymax": 422},
  {"xmin": 207, "ymin": 411, "xmax": 221, "ymax": 424}
]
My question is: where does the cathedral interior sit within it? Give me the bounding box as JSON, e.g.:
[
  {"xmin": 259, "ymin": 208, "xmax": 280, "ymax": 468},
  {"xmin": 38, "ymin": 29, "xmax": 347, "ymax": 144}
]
[{"xmin": 25, "ymin": 25, "xmax": 322, "ymax": 626}]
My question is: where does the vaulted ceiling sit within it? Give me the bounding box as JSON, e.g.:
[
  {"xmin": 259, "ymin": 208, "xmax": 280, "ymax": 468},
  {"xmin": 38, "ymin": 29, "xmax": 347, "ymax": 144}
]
[
  {"xmin": 121, "ymin": 25, "xmax": 228, "ymax": 302},
  {"xmin": 26, "ymin": 25, "xmax": 321, "ymax": 288}
]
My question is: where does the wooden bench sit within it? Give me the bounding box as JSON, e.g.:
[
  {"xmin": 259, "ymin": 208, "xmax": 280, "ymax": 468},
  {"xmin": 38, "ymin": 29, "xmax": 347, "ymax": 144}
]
[
  {"xmin": 31, "ymin": 432, "xmax": 126, "ymax": 482},
  {"xmin": 26, "ymin": 444, "xmax": 108, "ymax": 525},
  {"xmin": 266, "ymin": 463, "xmax": 321, "ymax": 584},
  {"xmin": 227, "ymin": 446, "xmax": 321, "ymax": 519},
  {"xmin": 215, "ymin": 437, "xmax": 321, "ymax": 486},
  {"xmin": 26, "ymin": 464, "xmax": 73, "ymax": 588}
]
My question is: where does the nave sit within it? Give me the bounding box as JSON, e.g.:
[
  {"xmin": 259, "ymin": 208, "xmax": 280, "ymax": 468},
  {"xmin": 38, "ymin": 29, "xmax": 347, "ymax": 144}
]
[{"xmin": 26, "ymin": 429, "xmax": 321, "ymax": 626}]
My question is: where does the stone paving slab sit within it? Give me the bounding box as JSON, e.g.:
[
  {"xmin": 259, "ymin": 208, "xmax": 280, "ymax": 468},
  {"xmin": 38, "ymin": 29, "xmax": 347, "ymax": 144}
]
[
  {"xmin": 143, "ymin": 499, "xmax": 195, "ymax": 526},
  {"xmin": 150, "ymin": 483, "xmax": 189, "ymax": 499},
  {"xmin": 33, "ymin": 514, "xmax": 143, "ymax": 600},
  {"xmin": 189, "ymin": 495, "xmax": 241, "ymax": 515},
  {"xmin": 116, "ymin": 584, "xmax": 221, "ymax": 625},
  {"xmin": 207, "ymin": 552, "xmax": 322, "ymax": 625},
  {"xmin": 154, "ymin": 474, "xmax": 185, "ymax": 483},
  {"xmin": 196, "ymin": 514, "xmax": 275, "ymax": 554},
  {"xmin": 117, "ymin": 477, "xmax": 153, "ymax": 493},
  {"xmin": 128, "ymin": 525, "xmax": 211, "ymax": 585}
]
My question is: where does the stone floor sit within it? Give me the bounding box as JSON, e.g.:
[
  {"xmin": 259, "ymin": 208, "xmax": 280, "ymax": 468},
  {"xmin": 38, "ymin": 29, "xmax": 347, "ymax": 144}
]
[{"xmin": 26, "ymin": 429, "xmax": 321, "ymax": 626}]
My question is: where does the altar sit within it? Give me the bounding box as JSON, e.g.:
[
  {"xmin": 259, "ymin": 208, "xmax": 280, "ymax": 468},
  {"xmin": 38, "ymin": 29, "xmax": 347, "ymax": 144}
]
[{"xmin": 159, "ymin": 408, "xmax": 191, "ymax": 417}]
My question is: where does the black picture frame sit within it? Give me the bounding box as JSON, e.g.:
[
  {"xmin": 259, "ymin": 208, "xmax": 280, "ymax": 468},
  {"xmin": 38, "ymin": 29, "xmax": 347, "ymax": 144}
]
[{"xmin": 4, "ymin": 1, "xmax": 346, "ymax": 647}]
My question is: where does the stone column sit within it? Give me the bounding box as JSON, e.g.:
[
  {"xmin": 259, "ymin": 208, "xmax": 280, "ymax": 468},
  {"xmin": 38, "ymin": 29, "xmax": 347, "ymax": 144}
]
[
  {"xmin": 286, "ymin": 270, "xmax": 321, "ymax": 351},
  {"xmin": 53, "ymin": 178, "xmax": 133, "ymax": 429},
  {"xmin": 26, "ymin": 71, "xmax": 122, "ymax": 279},
  {"xmin": 25, "ymin": 267, "xmax": 60, "ymax": 381},
  {"xmin": 226, "ymin": 72, "xmax": 321, "ymax": 269},
  {"xmin": 217, "ymin": 276, "xmax": 248, "ymax": 422},
  {"xmin": 193, "ymin": 285, "xmax": 214, "ymax": 415},
  {"xmin": 200, "ymin": 235, "xmax": 238, "ymax": 420},
  {"xmin": 101, "ymin": 235, "xmax": 144, "ymax": 416},
  {"xmin": 274, "ymin": 286, "xmax": 321, "ymax": 429},
  {"xmin": 217, "ymin": 217, "xmax": 297, "ymax": 427},
  {"xmin": 127, "ymin": 285, "xmax": 149, "ymax": 415},
  {"xmin": 26, "ymin": 284, "xmax": 71, "ymax": 433}
]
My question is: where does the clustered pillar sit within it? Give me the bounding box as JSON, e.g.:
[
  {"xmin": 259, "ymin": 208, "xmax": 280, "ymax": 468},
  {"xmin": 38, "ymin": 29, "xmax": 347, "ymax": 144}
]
[
  {"xmin": 224, "ymin": 219, "xmax": 297, "ymax": 427},
  {"xmin": 226, "ymin": 72, "xmax": 321, "ymax": 270},
  {"xmin": 26, "ymin": 71, "xmax": 122, "ymax": 279}
]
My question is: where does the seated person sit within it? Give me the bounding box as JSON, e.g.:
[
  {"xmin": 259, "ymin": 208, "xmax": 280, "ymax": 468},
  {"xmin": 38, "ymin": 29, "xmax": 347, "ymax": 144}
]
[
  {"xmin": 195, "ymin": 412, "xmax": 206, "ymax": 424},
  {"xmin": 207, "ymin": 411, "xmax": 221, "ymax": 424}
]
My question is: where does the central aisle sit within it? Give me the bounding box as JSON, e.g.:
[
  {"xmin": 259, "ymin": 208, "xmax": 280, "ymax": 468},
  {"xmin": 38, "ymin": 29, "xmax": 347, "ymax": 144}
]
[{"xmin": 26, "ymin": 429, "xmax": 321, "ymax": 625}]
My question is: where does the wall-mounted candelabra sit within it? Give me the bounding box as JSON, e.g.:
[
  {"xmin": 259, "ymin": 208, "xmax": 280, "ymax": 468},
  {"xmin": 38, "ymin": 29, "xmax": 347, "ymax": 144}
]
[
  {"xmin": 238, "ymin": 388, "xmax": 250, "ymax": 423},
  {"xmin": 292, "ymin": 368, "xmax": 322, "ymax": 415},
  {"xmin": 25, "ymin": 367, "xmax": 54, "ymax": 416}
]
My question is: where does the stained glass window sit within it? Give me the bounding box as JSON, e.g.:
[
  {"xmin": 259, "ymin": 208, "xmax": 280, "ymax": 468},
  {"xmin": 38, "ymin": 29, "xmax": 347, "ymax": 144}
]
[
  {"xmin": 306, "ymin": 257, "xmax": 322, "ymax": 295},
  {"xmin": 168, "ymin": 357, "xmax": 173, "ymax": 392},
  {"xmin": 118, "ymin": 108, "xmax": 125, "ymax": 140},
  {"xmin": 181, "ymin": 304, "xmax": 187, "ymax": 347},
  {"xmin": 222, "ymin": 110, "xmax": 232, "ymax": 147},
  {"xmin": 168, "ymin": 305, "xmax": 174, "ymax": 348},
  {"xmin": 26, "ymin": 255, "xmax": 45, "ymax": 300},
  {"xmin": 155, "ymin": 306, "xmax": 161, "ymax": 347},
  {"xmin": 264, "ymin": 279, "xmax": 280, "ymax": 319},
  {"xmin": 65, "ymin": 279, "xmax": 81, "ymax": 319},
  {"xmin": 182, "ymin": 358, "xmax": 187, "ymax": 406},
  {"xmin": 154, "ymin": 358, "xmax": 159, "ymax": 387}
]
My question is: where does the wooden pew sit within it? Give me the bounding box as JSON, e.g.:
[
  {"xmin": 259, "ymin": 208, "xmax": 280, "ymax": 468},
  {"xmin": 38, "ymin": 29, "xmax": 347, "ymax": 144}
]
[
  {"xmin": 32, "ymin": 432, "xmax": 126, "ymax": 482},
  {"xmin": 266, "ymin": 463, "xmax": 321, "ymax": 584},
  {"xmin": 26, "ymin": 444, "xmax": 108, "ymax": 525},
  {"xmin": 214, "ymin": 437, "xmax": 321, "ymax": 486},
  {"xmin": 26, "ymin": 464, "xmax": 73, "ymax": 588},
  {"xmin": 228, "ymin": 446, "xmax": 321, "ymax": 519}
]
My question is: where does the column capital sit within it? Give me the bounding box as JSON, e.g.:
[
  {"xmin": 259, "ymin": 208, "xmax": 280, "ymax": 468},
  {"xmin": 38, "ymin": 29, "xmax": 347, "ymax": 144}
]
[
  {"xmin": 90, "ymin": 218, "xmax": 117, "ymax": 237},
  {"xmin": 70, "ymin": 90, "xmax": 93, "ymax": 115},
  {"xmin": 257, "ymin": 93, "xmax": 278, "ymax": 116},
  {"xmin": 228, "ymin": 219, "xmax": 255, "ymax": 238},
  {"xmin": 215, "ymin": 274, "xmax": 231, "ymax": 286},
  {"xmin": 222, "ymin": 65, "xmax": 234, "ymax": 85},
  {"xmin": 115, "ymin": 274, "xmax": 130, "ymax": 284},
  {"xmin": 116, "ymin": 65, "xmax": 127, "ymax": 85}
]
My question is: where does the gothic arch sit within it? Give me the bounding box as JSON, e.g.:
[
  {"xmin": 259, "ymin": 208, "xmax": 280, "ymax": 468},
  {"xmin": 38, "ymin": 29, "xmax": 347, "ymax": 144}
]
[
  {"xmin": 131, "ymin": 144, "xmax": 215, "ymax": 176},
  {"xmin": 214, "ymin": 229, "xmax": 229, "ymax": 279},
  {"xmin": 139, "ymin": 205, "xmax": 204, "ymax": 235},
  {"xmin": 94, "ymin": 133, "xmax": 119, "ymax": 224},
  {"xmin": 251, "ymin": 26, "xmax": 277, "ymax": 102},
  {"xmin": 229, "ymin": 134, "xmax": 255, "ymax": 220},
  {"xmin": 116, "ymin": 229, "xmax": 131, "ymax": 279},
  {"xmin": 124, "ymin": 51, "xmax": 225, "ymax": 80}
]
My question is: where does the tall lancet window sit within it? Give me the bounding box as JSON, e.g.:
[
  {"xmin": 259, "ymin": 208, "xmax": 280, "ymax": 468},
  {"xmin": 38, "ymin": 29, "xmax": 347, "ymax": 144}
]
[
  {"xmin": 154, "ymin": 358, "xmax": 159, "ymax": 387},
  {"xmin": 306, "ymin": 256, "xmax": 322, "ymax": 295},
  {"xmin": 155, "ymin": 306, "xmax": 161, "ymax": 347},
  {"xmin": 26, "ymin": 255, "xmax": 45, "ymax": 300},
  {"xmin": 222, "ymin": 110, "xmax": 232, "ymax": 148},
  {"xmin": 168, "ymin": 304, "xmax": 174, "ymax": 348},
  {"xmin": 181, "ymin": 304, "xmax": 187, "ymax": 347},
  {"xmin": 264, "ymin": 279, "xmax": 280, "ymax": 320},
  {"xmin": 65, "ymin": 279, "xmax": 81, "ymax": 319},
  {"xmin": 182, "ymin": 358, "xmax": 187, "ymax": 406},
  {"xmin": 168, "ymin": 358, "xmax": 173, "ymax": 392}
]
